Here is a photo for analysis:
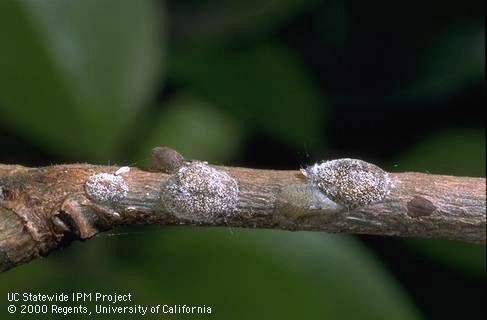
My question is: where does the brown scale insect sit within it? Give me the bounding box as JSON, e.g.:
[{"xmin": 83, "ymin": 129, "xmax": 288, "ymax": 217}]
[
  {"xmin": 407, "ymin": 196, "xmax": 436, "ymax": 217},
  {"xmin": 152, "ymin": 146, "xmax": 185, "ymax": 174}
]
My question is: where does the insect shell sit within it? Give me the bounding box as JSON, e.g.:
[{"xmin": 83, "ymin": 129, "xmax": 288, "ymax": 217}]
[{"xmin": 302, "ymin": 158, "xmax": 390, "ymax": 208}]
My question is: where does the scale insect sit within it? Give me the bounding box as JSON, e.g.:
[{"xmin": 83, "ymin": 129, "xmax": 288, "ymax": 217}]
[{"xmin": 302, "ymin": 158, "xmax": 390, "ymax": 208}]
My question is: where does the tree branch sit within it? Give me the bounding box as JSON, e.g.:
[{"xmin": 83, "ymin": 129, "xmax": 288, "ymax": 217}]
[{"xmin": 0, "ymin": 156, "xmax": 485, "ymax": 272}]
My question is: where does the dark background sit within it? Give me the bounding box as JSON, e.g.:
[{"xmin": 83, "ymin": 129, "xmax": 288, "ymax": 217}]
[{"xmin": 0, "ymin": 0, "xmax": 484, "ymax": 319}]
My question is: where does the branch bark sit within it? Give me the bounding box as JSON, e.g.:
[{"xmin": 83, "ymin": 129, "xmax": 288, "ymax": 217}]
[{"xmin": 0, "ymin": 160, "xmax": 485, "ymax": 272}]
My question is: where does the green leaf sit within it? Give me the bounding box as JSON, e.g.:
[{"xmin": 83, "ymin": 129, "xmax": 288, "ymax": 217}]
[
  {"xmin": 171, "ymin": 0, "xmax": 318, "ymax": 46},
  {"xmin": 0, "ymin": 0, "xmax": 163, "ymax": 160},
  {"xmin": 393, "ymin": 129, "xmax": 485, "ymax": 176},
  {"xmin": 403, "ymin": 25, "xmax": 484, "ymax": 98},
  {"xmin": 136, "ymin": 94, "xmax": 244, "ymax": 165},
  {"xmin": 108, "ymin": 229, "xmax": 422, "ymax": 319},
  {"xmin": 404, "ymin": 239, "xmax": 485, "ymax": 277},
  {"xmin": 170, "ymin": 44, "xmax": 325, "ymax": 148},
  {"xmin": 1, "ymin": 229, "xmax": 421, "ymax": 319}
]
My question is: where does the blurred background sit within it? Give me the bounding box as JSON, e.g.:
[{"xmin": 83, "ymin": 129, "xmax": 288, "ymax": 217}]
[{"xmin": 0, "ymin": 0, "xmax": 484, "ymax": 319}]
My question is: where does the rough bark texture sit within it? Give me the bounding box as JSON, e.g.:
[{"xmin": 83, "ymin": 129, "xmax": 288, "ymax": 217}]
[{"xmin": 0, "ymin": 162, "xmax": 485, "ymax": 272}]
